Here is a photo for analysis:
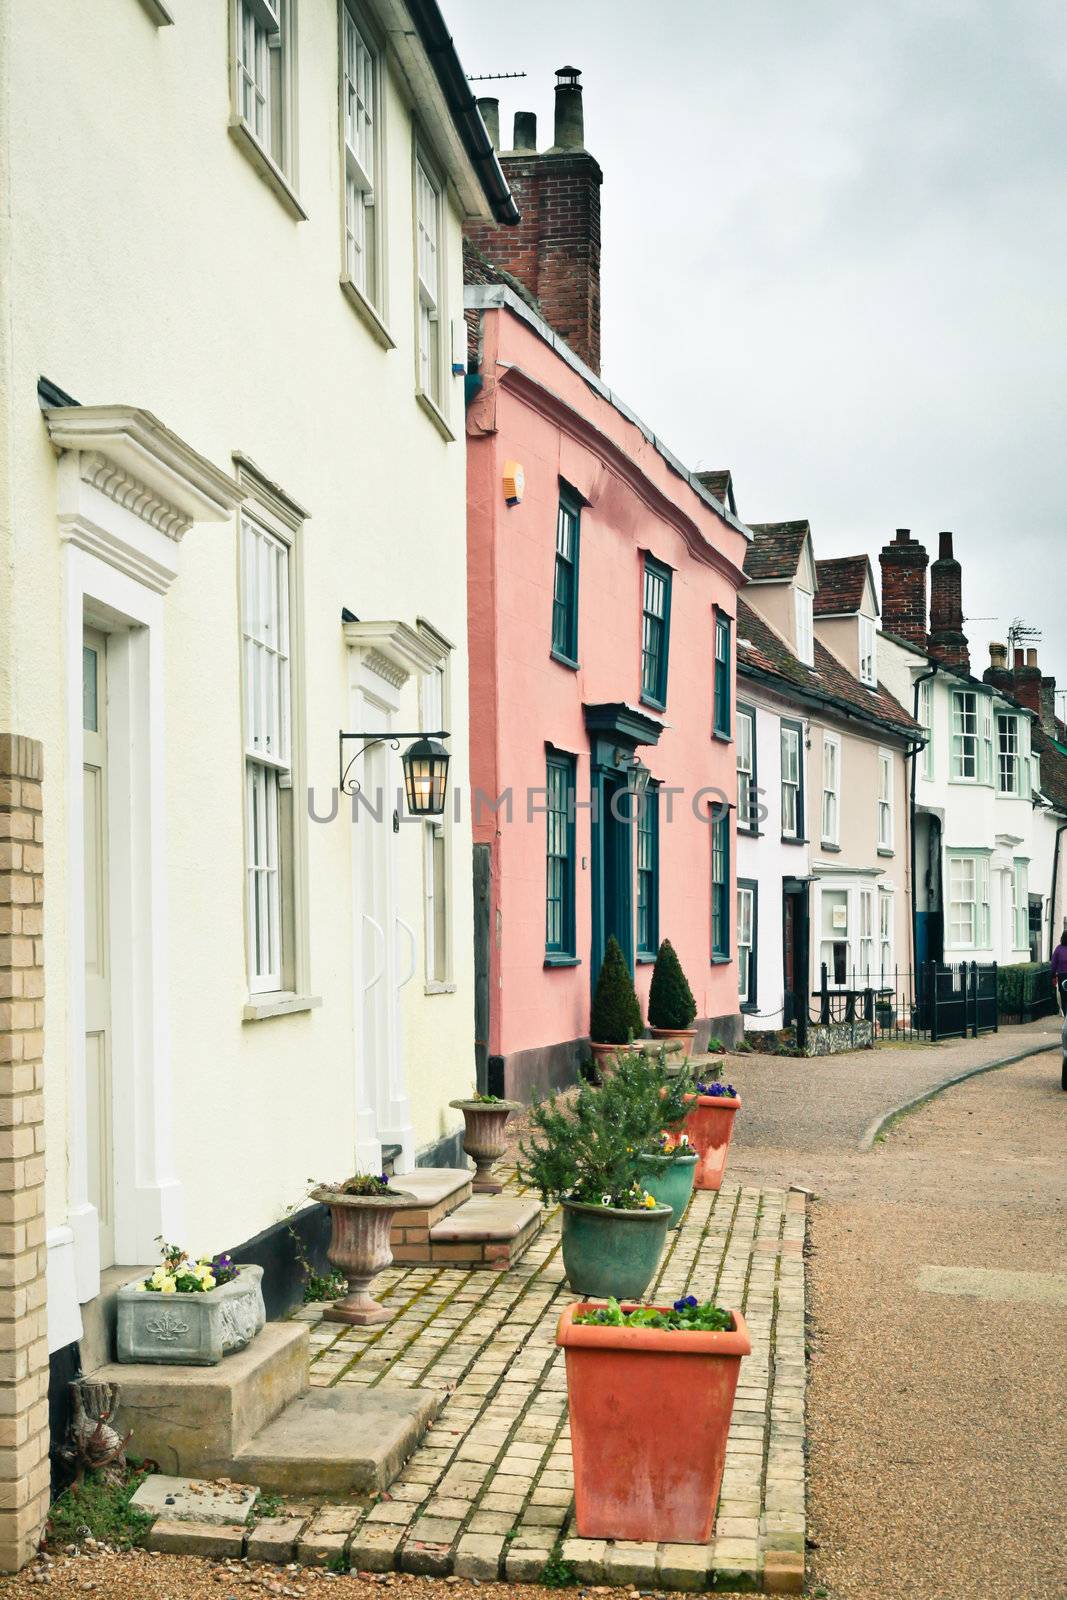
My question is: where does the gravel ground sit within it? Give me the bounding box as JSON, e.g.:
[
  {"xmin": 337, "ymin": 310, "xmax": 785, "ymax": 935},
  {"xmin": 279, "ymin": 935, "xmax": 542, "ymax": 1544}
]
[{"xmin": 805, "ymin": 1047, "xmax": 1065, "ymax": 1599}]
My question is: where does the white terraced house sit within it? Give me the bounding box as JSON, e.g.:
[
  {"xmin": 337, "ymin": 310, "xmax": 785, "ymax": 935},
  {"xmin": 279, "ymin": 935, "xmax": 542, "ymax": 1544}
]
[
  {"xmin": 877, "ymin": 530, "xmax": 1065, "ymax": 972},
  {"xmin": 0, "ymin": 0, "xmax": 517, "ymax": 1564}
]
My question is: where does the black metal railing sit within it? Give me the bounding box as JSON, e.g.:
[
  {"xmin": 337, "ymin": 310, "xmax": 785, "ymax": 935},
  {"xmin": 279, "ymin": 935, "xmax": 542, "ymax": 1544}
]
[{"xmin": 795, "ymin": 960, "xmax": 1000, "ymax": 1050}]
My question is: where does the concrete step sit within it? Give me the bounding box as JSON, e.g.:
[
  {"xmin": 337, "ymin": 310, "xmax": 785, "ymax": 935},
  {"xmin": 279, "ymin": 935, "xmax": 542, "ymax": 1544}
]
[
  {"xmin": 79, "ymin": 1262, "xmax": 154, "ymax": 1372},
  {"xmin": 230, "ymin": 1384, "xmax": 443, "ymax": 1495},
  {"xmin": 391, "ymin": 1193, "xmax": 543, "ymax": 1270},
  {"xmin": 389, "ymin": 1168, "xmax": 473, "ymax": 1257},
  {"xmin": 97, "ymin": 1321, "xmax": 309, "ymax": 1475}
]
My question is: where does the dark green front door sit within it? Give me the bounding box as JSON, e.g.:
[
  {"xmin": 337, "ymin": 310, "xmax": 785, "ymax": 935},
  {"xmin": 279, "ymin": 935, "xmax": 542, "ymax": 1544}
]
[{"xmin": 591, "ymin": 771, "xmax": 633, "ymax": 984}]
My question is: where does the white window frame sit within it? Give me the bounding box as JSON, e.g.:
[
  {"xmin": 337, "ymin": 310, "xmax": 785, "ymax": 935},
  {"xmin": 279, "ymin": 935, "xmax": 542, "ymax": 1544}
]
[
  {"xmin": 951, "ymin": 690, "xmax": 978, "ymax": 781},
  {"xmin": 821, "ymin": 732, "xmax": 840, "ymax": 846},
  {"xmin": 781, "ymin": 723, "xmax": 802, "ymax": 840},
  {"xmin": 340, "ymin": 5, "xmax": 385, "ymax": 317},
  {"xmin": 736, "ymin": 706, "xmax": 755, "ymax": 832},
  {"xmin": 878, "ymin": 887, "xmax": 893, "ymax": 980},
  {"xmin": 418, "ymin": 626, "xmax": 454, "ymax": 993},
  {"xmin": 818, "ymin": 886, "xmax": 850, "ymax": 987},
  {"xmin": 1012, "ymin": 859, "xmax": 1029, "ymax": 951},
  {"xmin": 858, "ymin": 887, "xmax": 874, "ymax": 982},
  {"xmin": 230, "ymin": 0, "xmax": 303, "ymax": 215},
  {"xmin": 947, "ymin": 852, "xmax": 991, "ymax": 951},
  {"xmin": 918, "ymin": 677, "xmax": 934, "ymax": 779},
  {"xmin": 794, "ymin": 588, "xmax": 814, "ymax": 666},
  {"xmin": 737, "ymin": 884, "xmax": 755, "ymax": 1006},
  {"xmin": 415, "ymin": 145, "xmax": 444, "ymax": 412},
  {"xmin": 877, "ymin": 749, "xmax": 893, "ymax": 851},
  {"xmin": 236, "ymin": 461, "xmax": 312, "ymax": 1012},
  {"xmin": 859, "ymin": 615, "xmax": 877, "ymax": 685}
]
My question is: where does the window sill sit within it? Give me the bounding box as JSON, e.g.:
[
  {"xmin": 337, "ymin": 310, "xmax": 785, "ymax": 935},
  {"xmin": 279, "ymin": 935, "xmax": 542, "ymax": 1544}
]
[
  {"xmin": 416, "ymin": 388, "xmax": 455, "ymax": 442},
  {"xmin": 711, "ymin": 954, "xmax": 732, "ymax": 966},
  {"xmin": 636, "ymin": 954, "xmax": 656, "ymax": 966},
  {"xmin": 781, "ymin": 835, "xmax": 809, "ymax": 846},
  {"xmin": 740, "ymin": 1002, "xmax": 759, "ymax": 1015},
  {"xmin": 544, "ymin": 954, "xmax": 581, "ymax": 968},
  {"xmin": 712, "ymin": 728, "xmax": 732, "ymax": 743},
  {"xmin": 877, "ymin": 847, "xmax": 895, "ymax": 857},
  {"xmin": 340, "ymin": 279, "xmax": 395, "ymax": 349},
  {"xmin": 550, "ymin": 649, "xmax": 580, "ymax": 672},
  {"xmin": 821, "ymin": 841, "xmax": 841, "ymax": 852},
  {"xmin": 243, "ymin": 992, "xmax": 322, "ymax": 1022},
  {"xmin": 228, "ymin": 120, "xmax": 307, "ymax": 221},
  {"xmin": 424, "ymin": 980, "xmax": 457, "ymax": 996},
  {"xmin": 640, "ymin": 693, "xmax": 667, "ymax": 713},
  {"xmin": 738, "ymin": 826, "xmax": 763, "ymax": 839}
]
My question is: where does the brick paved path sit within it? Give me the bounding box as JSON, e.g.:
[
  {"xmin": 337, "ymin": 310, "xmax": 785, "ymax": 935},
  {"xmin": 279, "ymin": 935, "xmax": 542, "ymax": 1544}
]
[{"xmin": 284, "ymin": 1171, "xmax": 806, "ymax": 1592}]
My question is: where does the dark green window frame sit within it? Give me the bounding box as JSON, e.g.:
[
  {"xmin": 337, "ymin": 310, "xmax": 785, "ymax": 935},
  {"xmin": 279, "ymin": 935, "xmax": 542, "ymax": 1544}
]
[
  {"xmin": 737, "ymin": 702, "xmax": 757, "ymax": 833},
  {"xmin": 711, "ymin": 803, "xmax": 730, "ymax": 961},
  {"xmin": 551, "ymin": 491, "xmax": 581, "ymax": 667},
  {"xmin": 737, "ymin": 877, "xmax": 758, "ymax": 1010},
  {"xmin": 640, "ymin": 555, "xmax": 671, "ymax": 709},
  {"xmin": 545, "ymin": 751, "xmax": 577, "ymax": 960},
  {"xmin": 636, "ymin": 783, "xmax": 659, "ymax": 961},
  {"xmin": 713, "ymin": 610, "xmax": 732, "ymax": 737}
]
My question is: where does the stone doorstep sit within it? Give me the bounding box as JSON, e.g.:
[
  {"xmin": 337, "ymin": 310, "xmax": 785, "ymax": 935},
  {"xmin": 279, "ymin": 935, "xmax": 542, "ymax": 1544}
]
[
  {"xmin": 129, "ymin": 1474, "xmax": 257, "ymax": 1527},
  {"xmin": 388, "ymin": 1169, "xmax": 474, "ymax": 1241},
  {"xmin": 392, "ymin": 1196, "xmax": 543, "ymax": 1270},
  {"xmin": 230, "ymin": 1383, "xmax": 444, "ymax": 1496}
]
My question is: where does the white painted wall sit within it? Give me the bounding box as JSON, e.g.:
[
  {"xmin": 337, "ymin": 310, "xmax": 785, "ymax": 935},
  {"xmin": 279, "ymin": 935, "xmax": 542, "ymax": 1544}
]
[{"xmin": 0, "ymin": 1, "xmax": 487, "ymax": 1344}]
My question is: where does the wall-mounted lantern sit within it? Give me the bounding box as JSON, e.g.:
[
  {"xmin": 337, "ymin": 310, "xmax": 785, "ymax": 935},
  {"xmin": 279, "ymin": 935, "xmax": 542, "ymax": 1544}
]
[{"xmin": 339, "ymin": 729, "xmax": 451, "ymax": 817}]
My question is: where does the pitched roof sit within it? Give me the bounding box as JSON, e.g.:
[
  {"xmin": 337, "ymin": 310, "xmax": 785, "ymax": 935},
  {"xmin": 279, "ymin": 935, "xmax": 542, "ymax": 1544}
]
[
  {"xmin": 743, "ymin": 521, "xmax": 810, "ymax": 581},
  {"xmin": 813, "ymin": 555, "xmax": 874, "ymax": 616},
  {"xmin": 1032, "ymin": 723, "xmax": 1067, "ymax": 814},
  {"xmin": 736, "ymin": 599, "xmax": 920, "ymax": 737}
]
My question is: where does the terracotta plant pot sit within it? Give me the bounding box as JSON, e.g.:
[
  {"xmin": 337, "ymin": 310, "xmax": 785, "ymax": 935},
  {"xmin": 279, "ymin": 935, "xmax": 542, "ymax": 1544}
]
[
  {"xmin": 310, "ymin": 1186, "xmax": 420, "ymax": 1326},
  {"xmin": 588, "ymin": 1041, "xmax": 624, "ymax": 1074},
  {"xmin": 449, "ymin": 1098, "xmax": 522, "ymax": 1193},
  {"xmin": 681, "ymin": 1093, "xmax": 741, "ymax": 1191},
  {"xmin": 560, "ymin": 1199, "xmax": 672, "ymax": 1299},
  {"xmin": 557, "ymin": 1301, "xmax": 751, "ymax": 1542},
  {"xmin": 636, "ymin": 1152, "xmax": 697, "ymax": 1229},
  {"xmin": 648, "ymin": 1025, "xmax": 697, "ymax": 1059}
]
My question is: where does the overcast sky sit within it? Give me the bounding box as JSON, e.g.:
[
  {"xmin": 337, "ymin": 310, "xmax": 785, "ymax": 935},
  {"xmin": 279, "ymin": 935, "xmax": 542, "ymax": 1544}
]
[{"xmin": 450, "ymin": 0, "xmax": 1067, "ymax": 709}]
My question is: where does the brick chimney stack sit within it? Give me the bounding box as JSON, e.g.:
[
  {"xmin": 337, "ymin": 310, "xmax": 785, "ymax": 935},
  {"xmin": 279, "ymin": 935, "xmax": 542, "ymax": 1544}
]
[
  {"xmin": 927, "ymin": 530, "xmax": 970, "ymax": 672},
  {"xmin": 464, "ymin": 67, "xmax": 604, "ymax": 374},
  {"xmin": 878, "ymin": 528, "xmax": 928, "ymax": 649},
  {"xmin": 984, "ymin": 643, "xmax": 1056, "ymax": 731}
]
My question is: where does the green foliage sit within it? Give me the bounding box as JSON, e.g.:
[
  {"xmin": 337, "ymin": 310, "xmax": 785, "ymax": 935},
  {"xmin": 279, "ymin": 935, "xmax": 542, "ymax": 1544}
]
[
  {"xmin": 706, "ymin": 1035, "xmax": 726, "ymax": 1054},
  {"xmin": 327, "ymin": 1551, "xmax": 351, "ymax": 1574},
  {"xmin": 541, "ymin": 1542, "xmax": 578, "ymax": 1587},
  {"xmin": 647, "ymin": 939, "xmax": 697, "ymax": 1030},
  {"xmin": 47, "ymin": 1469, "xmax": 153, "ymax": 1551},
  {"xmin": 996, "ymin": 960, "xmax": 1052, "ymax": 1017},
  {"xmin": 252, "ymin": 1489, "xmax": 284, "ymax": 1522},
  {"xmin": 574, "ymin": 1295, "xmax": 733, "ymax": 1332},
  {"xmin": 518, "ymin": 1048, "xmax": 692, "ymax": 1206},
  {"xmin": 590, "ymin": 936, "xmax": 643, "ymax": 1044},
  {"xmin": 284, "ymin": 1207, "xmax": 348, "ymax": 1304}
]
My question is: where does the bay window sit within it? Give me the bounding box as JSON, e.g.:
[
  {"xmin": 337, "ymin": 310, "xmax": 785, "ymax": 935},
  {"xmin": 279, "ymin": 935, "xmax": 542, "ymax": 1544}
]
[{"xmin": 947, "ymin": 852, "xmax": 991, "ymax": 950}]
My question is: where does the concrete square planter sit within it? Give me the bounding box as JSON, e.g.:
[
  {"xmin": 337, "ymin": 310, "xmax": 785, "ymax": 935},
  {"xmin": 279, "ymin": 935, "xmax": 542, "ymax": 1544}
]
[{"xmin": 116, "ymin": 1264, "xmax": 265, "ymax": 1366}]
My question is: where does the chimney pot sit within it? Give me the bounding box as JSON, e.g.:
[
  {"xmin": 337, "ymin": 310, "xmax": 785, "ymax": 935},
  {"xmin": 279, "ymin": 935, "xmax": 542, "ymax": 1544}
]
[
  {"xmin": 476, "ymin": 97, "xmax": 500, "ymax": 149},
  {"xmin": 1026, "ymin": 647, "xmax": 1038, "ymax": 668},
  {"xmin": 989, "ymin": 642, "xmax": 1007, "ymax": 668},
  {"xmin": 938, "ymin": 530, "xmax": 954, "ymax": 560},
  {"xmin": 895, "ymin": 527, "xmax": 911, "ymax": 543},
  {"xmin": 553, "ymin": 64, "xmax": 584, "ymax": 149},
  {"xmin": 1014, "ymin": 648, "xmax": 1024, "ymax": 669},
  {"xmin": 513, "ymin": 110, "xmax": 537, "ymax": 151}
]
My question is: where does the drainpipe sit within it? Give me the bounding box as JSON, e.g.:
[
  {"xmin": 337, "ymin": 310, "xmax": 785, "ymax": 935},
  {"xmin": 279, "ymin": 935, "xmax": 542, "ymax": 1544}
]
[
  {"xmin": 1049, "ymin": 820, "xmax": 1067, "ymax": 959},
  {"xmin": 910, "ymin": 664, "xmax": 939, "ymax": 978}
]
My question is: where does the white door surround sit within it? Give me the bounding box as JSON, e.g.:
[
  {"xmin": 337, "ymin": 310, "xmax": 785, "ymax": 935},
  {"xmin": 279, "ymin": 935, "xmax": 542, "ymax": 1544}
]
[
  {"xmin": 44, "ymin": 405, "xmax": 243, "ymax": 1346},
  {"xmin": 343, "ymin": 621, "xmax": 445, "ymax": 1174}
]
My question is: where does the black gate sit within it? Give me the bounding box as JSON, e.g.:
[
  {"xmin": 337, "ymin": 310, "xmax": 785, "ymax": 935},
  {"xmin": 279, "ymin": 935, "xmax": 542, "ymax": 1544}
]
[{"xmin": 928, "ymin": 960, "xmax": 998, "ymax": 1041}]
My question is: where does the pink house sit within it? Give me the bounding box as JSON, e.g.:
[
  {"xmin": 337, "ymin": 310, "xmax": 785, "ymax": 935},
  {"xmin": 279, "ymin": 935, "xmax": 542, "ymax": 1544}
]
[{"xmin": 465, "ymin": 281, "xmax": 749, "ymax": 1094}]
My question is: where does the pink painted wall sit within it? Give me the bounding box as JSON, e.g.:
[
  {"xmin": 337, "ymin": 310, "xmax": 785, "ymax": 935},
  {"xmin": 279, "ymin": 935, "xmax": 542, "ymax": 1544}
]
[{"xmin": 467, "ymin": 306, "xmax": 749, "ymax": 1070}]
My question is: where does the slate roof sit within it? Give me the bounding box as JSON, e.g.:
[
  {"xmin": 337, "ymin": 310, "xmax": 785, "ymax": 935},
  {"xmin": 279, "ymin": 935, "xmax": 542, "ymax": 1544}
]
[
  {"xmin": 694, "ymin": 470, "xmax": 734, "ymax": 511},
  {"xmin": 736, "ymin": 599, "xmax": 921, "ymax": 738},
  {"xmin": 743, "ymin": 521, "xmax": 810, "ymax": 581},
  {"xmin": 1032, "ymin": 723, "xmax": 1067, "ymax": 814},
  {"xmin": 813, "ymin": 556, "xmax": 874, "ymax": 616}
]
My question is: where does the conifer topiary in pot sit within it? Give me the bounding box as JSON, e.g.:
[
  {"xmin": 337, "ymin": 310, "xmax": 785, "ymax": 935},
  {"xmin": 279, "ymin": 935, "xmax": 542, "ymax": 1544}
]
[
  {"xmin": 589, "ymin": 934, "xmax": 643, "ymax": 1071},
  {"xmin": 520, "ymin": 1049, "xmax": 692, "ymax": 1298},
  {"xmin": 647, "ymin": 938, "xmax": 698, "ymax": 1057}
]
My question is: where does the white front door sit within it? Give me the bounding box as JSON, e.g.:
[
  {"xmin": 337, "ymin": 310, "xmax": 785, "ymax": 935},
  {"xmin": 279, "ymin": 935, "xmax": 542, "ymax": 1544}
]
[{"xmin": 82, "ymin": 628, "xmax": 114, "ymax": 1270}]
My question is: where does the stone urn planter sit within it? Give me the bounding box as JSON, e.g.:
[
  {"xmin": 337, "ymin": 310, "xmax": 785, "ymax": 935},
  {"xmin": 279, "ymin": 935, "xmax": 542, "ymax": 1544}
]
[
  {"xmin": 449, "ymin": 1097, "xmax": 523, "ymax": 1193},
  {"xmin": 557, "ymin": 1301, "xmax": 751, "ymax": 1541},
  {"xmin": 681, "ymin": 1091, "xmax": 741, "ymax": 1191},
  {"xmin": 636, "ymin": 1151, "xmax": 697, "ymax": 1230},
  {"xmin": 560, "ymin": 1199, "xmax": 672, "ymax": 1299},
  {"xmin": 310, "ymin": 1186, "xmax": 422, "ymax": 1326},
  {"xmin": 116, "ymin": 1265, "xmax": 265, "ymax": 1367}
]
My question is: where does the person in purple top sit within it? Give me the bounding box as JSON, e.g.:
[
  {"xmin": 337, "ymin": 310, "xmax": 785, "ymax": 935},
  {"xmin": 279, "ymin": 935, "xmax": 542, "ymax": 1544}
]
[{"xmin": 1053, "ymin": 930, "xmax": 1067, "ymax": 1015}]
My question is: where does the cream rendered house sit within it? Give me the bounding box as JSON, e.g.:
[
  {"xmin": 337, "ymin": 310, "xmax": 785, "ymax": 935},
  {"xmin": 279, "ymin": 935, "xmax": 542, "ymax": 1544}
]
[
  {"xmin": 736, "ymin": 525, "xmax": 919, "ymax": 1032},
  {"xmin": 0, "ymin": 0, "xmax": 515, "ymax": 1555}
]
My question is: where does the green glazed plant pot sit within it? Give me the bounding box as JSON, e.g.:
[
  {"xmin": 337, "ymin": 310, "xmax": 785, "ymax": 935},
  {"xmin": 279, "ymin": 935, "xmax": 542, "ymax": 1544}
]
[
  {"xmin": 561, "ymin": 1199, "xmax": 672, "ymax": 1299},
  {"xmin": 636, "ymin": 1153, "xmax": 697, "ymax": 1230}
]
